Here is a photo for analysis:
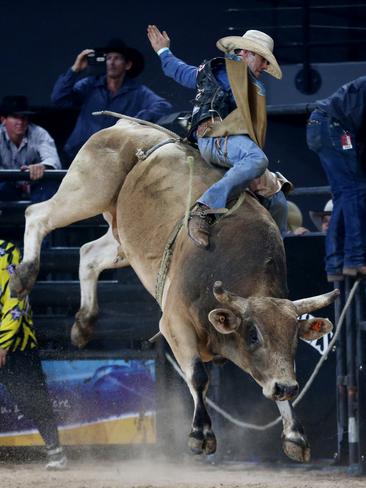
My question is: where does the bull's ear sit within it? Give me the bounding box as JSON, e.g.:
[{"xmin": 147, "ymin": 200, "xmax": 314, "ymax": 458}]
[
  {"xmin": 208, "ymin": 308, "xmax": 241, "ymax": 335},
  {"xmin": 298, "ymin": 317, "xmax": 333, "ymax": 341}
]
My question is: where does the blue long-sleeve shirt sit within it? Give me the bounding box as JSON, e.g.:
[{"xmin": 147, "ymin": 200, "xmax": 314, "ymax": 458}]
[
  {"xmin": 316, "ymin": 76, "xmax": 366, "ymax": 137},
  {"xmin": 158, "ymin": 49, "xmax": 265, "ymax": 115},
  {"xmin": 51, "ymin": 69, "xmax": 173, "ymax": 160},
  {"xmin": 158, "ymin": 49, "xmax": 231, "ymax": 91}
]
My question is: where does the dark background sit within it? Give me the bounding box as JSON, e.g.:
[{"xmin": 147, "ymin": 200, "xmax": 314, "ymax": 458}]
[
  {"xmin": 1, "ymin": 0, "xmax": 365, "ymax": 226},
  {"xmin": 1, "ymin": 0, "xmax": 365, "ymax": 107},
  {"xmin": 0, "ymin": 0, "xmax": 365, "ymax": 461}
]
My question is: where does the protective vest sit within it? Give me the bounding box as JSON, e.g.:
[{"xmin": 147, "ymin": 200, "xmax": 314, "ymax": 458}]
[
  {"xmin": 191, "ymin": 58, "xmax": 267, "ymax": 149},
  {"xmin": 189, "ymin": 58, "xmax": 235, "ymax": 138}
]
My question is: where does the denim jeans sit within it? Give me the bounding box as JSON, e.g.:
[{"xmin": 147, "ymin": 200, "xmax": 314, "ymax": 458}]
[
  {"xmin": 197, "ymin": 135, "xmax": 288, "ymax": 234},
  {"xmin": 197, "ymin": 135, "xmax": 268, "ymax": 208},
  {"xmin": 306, "ymin": 109, "xmax": 366, "ymax": 273}
]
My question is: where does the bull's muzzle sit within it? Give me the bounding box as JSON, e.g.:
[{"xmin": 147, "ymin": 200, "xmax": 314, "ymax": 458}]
[{"xmin": 272, "ymin": 382, "xmax": 299, "ymax": 401}]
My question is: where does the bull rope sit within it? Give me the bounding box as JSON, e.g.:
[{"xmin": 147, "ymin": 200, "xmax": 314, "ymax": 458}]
[
  {"xmin": 184, "ymin": 156, "xmax": 195, "ymax": 230},
  {"xmin": 155, "ymin": 219, "xmax": 185, "ymax": 308},
  {"xmin": 155, "ymin": 156, "xmax": 197, "ymax": 307},
  {"xmin": 155, "ymin": 154, "xmax": 247, "ymax": 309},
  {"xmin": 136, "ymin": 138, "xmax": 181, "ymax": 161},
  {"xmin": 165, "ymin": 278, "xmax": 360, "ymax": 431}
]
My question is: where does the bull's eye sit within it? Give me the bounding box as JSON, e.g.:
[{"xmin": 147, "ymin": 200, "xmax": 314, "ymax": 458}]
[{"xmin": 247, "ymin": 325, "xmax": 260, "ymax": 347}]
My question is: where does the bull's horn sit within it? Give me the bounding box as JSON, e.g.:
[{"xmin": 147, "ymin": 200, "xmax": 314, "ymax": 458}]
[
  {"xmin": 213, "ymin": 281, "xmax": 247, "ymax": 313},
  {"xmin": 292, "ymin": 289, "xmax": 340, "ymax": 315}
]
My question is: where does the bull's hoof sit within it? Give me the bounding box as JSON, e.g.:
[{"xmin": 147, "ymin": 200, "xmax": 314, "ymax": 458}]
[
  {"xmin": 70, "ymin": 310, "xmax": 97, "ymax": 348},
  {"xmin": 203, "ymin": 431, "xmax": 217, "ymax": 455},
  {"xmin": 282, "ymin": 436, "xmax": 311, "ymax": 463},
  {"xmin": 188, "ymin": 431, "xmax": 204, "ymax": 455},
  {"xmin": 70, "ymin": 321, "xmax": 95, "ymax": 349},
  {"xmin": 70, "ymin": 323, "xmax": 93, "ymax": 349},
  {"xmin": 9, "ymin": 261, "xmax": 39, "ymax": 299},
  {"xmin": 188, "ymin": 430, "xmax": 217, "ymax": 455}
]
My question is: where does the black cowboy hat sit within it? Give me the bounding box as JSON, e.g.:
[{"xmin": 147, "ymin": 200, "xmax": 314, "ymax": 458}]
[
  {"xmin": 100, "ymin": 38, "xmax": 144, "ymax": 78},
  {"xmin": 0, "ymin": 95, "xmax": 36, "ymax": 117}
]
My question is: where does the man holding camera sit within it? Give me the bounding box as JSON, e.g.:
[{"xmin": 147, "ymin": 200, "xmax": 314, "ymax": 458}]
[{"xmin": 51, "ymin": 38, "xmax": 173, "ymax": 164}]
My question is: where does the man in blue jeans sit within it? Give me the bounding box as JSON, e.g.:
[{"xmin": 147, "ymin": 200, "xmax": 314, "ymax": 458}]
[
  {"xmin": 306, "ymin": 77, "xmax": 366, "ymax": 281},
  {"xmin": 147, "ymin": 25, "xmax": 286, "ymax": 248}
]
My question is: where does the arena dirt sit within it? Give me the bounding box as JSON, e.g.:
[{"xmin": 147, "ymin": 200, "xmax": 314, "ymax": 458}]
[{"xmin": 1, "ymin": 458, "xmax": 365, "ymax": 488}]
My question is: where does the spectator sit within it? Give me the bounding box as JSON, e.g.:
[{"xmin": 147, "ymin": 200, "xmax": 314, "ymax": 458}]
[
  {"xmin": 0, "ymin": 96, "xmax": 61, "ymax": 202},
  {"xmin": 309, "ymin": 199, "xmax": 333, "ymax": 234},
  {"xmin": 286, "ymin": 201, "xmax": 310, "ymax": 235},
  {"xmin": 147, "ymin": 25, "xmax": 287, "ymax": 248},
  {"xmin": 306, "ymin": 77, "xmax": 366, "ymax": 281},
  {"xmin": 0, "ymin": 240, "xmax": 67, "ymax": 470},
  {"xmin": 51, "ymin": 38, "xmax": 173, "ymax": 163}
]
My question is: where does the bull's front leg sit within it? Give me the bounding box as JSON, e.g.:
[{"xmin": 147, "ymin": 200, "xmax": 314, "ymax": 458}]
[
  {"xmin": 187, "ymin": 358, "xmax": 217, "ymax": 455},
  {"xmin": 276, "ymin": 400, "xmax": 311, "ymax": 463},
  {"xmin": 160, "ymin": 317, "xmax": 216, "ymax": 455},
  {"xmin": 71, "ymin": 223, "xmax": 129, "ymax": 348}
]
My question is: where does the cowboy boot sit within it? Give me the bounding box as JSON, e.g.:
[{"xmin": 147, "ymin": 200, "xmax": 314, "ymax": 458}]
[
  {"xmin": 188, "ymin": 204, "xmax": 212, "ymax": 248},
  {"xmin": 188, "ymin": 204, "xmax": 227, "ymax": 249}
]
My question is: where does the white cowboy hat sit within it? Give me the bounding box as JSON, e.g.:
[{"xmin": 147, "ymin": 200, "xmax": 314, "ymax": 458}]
[
  {"xmin": 309, "ymin": 199, "xmax": 333, "ymax": 231},
  {"xmin": 216, "ymin": 30, "xmax": 282, "ymax": 79}
]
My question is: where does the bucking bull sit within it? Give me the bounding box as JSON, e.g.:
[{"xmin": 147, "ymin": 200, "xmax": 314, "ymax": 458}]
[{"xmin": 9, "ymin": 114, "xmax": 338, "ymax": 463}]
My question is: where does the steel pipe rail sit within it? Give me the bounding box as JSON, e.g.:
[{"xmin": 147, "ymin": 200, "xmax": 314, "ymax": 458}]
[
  {"xmin": 0, "ymin": 169, "xmax": 330, "ymax": 197},
  {"xmin": 0, "ymin": 169, "xmax": 67, "ymax": 181},
  {"xmin": 30, "ymin": 280, "xmax": 158, "ymax": 308}
]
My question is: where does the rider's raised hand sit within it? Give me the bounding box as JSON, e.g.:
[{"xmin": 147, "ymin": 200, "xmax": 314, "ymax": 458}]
[{"xmin": 147, "ymin": 25, "xmax": 170, "ymax": 53}]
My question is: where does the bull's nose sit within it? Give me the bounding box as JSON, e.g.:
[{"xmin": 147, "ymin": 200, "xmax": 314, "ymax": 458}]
[{"xmin": 273, "ymin": 382, "xmax": 299, "ymax": 400}]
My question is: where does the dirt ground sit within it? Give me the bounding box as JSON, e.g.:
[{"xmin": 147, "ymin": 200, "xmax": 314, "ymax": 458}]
[{"xmin": 1, "ymin": 458, "xmax": 366, "ymax": 488}]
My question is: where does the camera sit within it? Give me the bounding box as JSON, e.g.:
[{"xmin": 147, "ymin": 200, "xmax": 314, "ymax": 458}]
[{"xmin": 87, "ymin": 49, "xmax": 106, "ymax": 66}]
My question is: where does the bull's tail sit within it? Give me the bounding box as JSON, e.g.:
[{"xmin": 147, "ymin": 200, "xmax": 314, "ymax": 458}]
[
  {"xmin": 92, "ymin": 111, "xmax": 181, "ymax": 139},
  {"xmin": 148, "ymin": 331, "xmax": 162, "ymax": 342}
]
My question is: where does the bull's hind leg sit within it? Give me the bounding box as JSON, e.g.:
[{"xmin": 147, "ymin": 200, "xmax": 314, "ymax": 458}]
[
  {"xmin": 276, "ymin": 401, "xmax": 311, "ymax": 463},
  {"xmin": 160, "ymin": 315, "xmax": 216, "ymax": 455},
  {"xmin": 71, "ymin": 222, "xmax": 129, "ymax": 348}
]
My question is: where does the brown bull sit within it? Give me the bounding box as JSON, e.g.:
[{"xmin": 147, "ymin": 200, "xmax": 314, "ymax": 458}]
[{"xmin": 9, "ymin": 116, "xmax": 338, "ymax": 463}]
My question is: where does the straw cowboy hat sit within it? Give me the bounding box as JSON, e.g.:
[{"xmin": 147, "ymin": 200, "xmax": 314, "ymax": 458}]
[
  {"xmin": 309, "ymin": 199, "xmax": 333, "ymax": 231},
  {"xmin": 216, "ymin": 30, "xmax": 282, "ymax": 79},
  {"xmin": 287, "ymin": 201, "xmax": 304, "ymax": 232}
]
